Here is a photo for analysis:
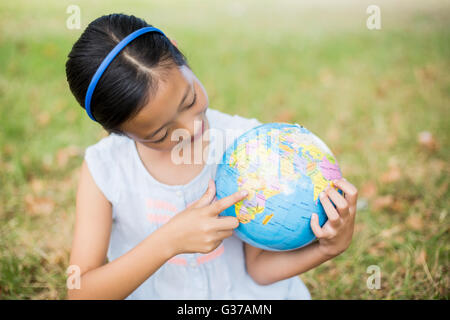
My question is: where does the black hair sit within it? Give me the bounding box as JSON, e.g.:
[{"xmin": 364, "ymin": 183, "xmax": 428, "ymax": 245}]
[{"xmin": 65, "ymin": 13, "xmax": 189, "ymax": 134}]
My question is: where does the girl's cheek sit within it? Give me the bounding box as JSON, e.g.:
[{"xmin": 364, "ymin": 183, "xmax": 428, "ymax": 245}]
[{"xmin": 195, "ymin": 80, "xmax": 209, "ymax": 111}]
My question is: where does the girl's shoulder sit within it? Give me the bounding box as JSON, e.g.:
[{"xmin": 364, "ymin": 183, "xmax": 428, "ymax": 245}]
[
  {"xmin": 83, "ymin": 133, "xmax": 131, "ymax": 206},
  {"xmin": 84, "ymin": 133, "xmax": 130, "ymax": 163}
]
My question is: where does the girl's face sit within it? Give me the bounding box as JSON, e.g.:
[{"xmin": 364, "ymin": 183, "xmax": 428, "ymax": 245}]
[{"xmin": 120, "ymin": 65, "xmax": 209, "ymax": 152}]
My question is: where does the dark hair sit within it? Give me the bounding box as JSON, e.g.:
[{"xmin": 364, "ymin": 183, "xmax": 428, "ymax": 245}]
[{"xmin": 65, "ymin": 13, "xmax": 189, "ymax": 134}]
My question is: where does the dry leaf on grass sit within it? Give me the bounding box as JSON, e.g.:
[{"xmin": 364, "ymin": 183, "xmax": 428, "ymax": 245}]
[
  {"xmin": 274, "ymin": 109, "xmax": 296, "ymax": 122},
  {"xmin": 56, "ymin": 146, "xmax": 82, "ymax": 168},
  {"xmin": 418, "ymin": 131, "xmax": 438, "ymax": 152},
  {"xmin": 393, "ymin": 235, "xmax": 405, "ymax": 244},
  {"xmin": 37, "ymin": 112, "xmax": 51, "ymax": 126},
  {"xmin": 373, "ymin": 195, "xmax": 394, "ymax": 211},
  {"xmin": 380, "ymin": 165, "xmax": 402, "ymax": 184},
  {"xmin": 361, "ymin": 181, "xmax": 377, "ymax": 199},
  {"xmin": 416, "ymin": 249, "xmax": 427, "ymax": 265},
  {"xmin": 3, "ymin": 143, "xmax": 15, "ymax": 157},
  {"xmin": 406, "ymin": 214, "xmax": 424, "ymax": 231},
  {"xmin": 368, "ymin": 241, "xmax": 387, "ymax": 256},
  {"xmin": 24, "ymin": 194, "xmax": 55, "ymax": 216},
  {"xmin": 354, "ymin": 222, "xmax": 366, "ymax": 233},
  {"xmin": 30, "ymin": 178, "xmax": 44, "ymax": 194},
  {"xmin": 390, "ymin": 200, "xmax": 406, "ymax": 213},
  {"xmin": 380, "ymin": 225, "xmax": 402, "ymax": 238}
]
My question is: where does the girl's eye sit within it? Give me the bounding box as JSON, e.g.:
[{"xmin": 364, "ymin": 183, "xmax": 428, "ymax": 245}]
[
  {"xmin": 151, "ymin": 130, "xmax": 169, "ymax": 144},
  {"xmin": 185, "ymin": 92, "xmax": 197, "ymax": 110},
  {"xmin": 150, "ymin": 90, "xmax": 196, "ymax": 144}
]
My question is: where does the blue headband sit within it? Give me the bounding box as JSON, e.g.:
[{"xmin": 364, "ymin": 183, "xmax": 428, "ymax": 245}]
[{"xmin": 84, "ymin": 26, "xmax": 166, "ymax": 121}]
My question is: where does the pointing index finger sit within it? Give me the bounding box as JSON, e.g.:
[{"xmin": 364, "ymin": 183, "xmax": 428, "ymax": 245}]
[{"xmin": 209, "ymin": 189, "xmax": 249, "ymax": 216}]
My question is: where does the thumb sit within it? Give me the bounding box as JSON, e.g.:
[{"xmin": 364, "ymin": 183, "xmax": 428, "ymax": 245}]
[{"xmin": 192, "ymin": 179, "xmax": 216, "ymax": 208}]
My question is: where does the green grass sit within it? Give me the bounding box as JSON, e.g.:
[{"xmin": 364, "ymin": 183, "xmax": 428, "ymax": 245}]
[{"xmin": 0, "ymin": 0, "xmax": 449, "ymax": 299}]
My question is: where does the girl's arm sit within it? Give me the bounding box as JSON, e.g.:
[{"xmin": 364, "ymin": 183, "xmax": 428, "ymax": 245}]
[
  {"xmin": 68, "ymin": 164, "xmax": 245, "ymax": 299},
  {"xmin": 244, "ymin": 178, "xmax": 358, "ymax": 286},
  {"xmin": 67, "ymin": 160, "xmax": 176, "ymax": 299}
]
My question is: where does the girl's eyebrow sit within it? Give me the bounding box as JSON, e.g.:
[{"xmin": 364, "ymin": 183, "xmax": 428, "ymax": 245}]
[{"xmin": 143, "ymin": 83, "xmax": 191, "ymax": 140}]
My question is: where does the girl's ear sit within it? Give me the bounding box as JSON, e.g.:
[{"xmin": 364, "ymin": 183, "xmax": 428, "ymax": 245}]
[{"xmin": 170, "ymin": 38, "xmax": 178, "ymax": 48}]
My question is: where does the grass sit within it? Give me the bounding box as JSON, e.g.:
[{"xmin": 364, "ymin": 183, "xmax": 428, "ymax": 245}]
[{"xmin": 0, "ymin": 0, "xmax": 449, "ymax": 299}]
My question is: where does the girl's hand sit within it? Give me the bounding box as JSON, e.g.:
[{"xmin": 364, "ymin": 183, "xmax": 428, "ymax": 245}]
[
  {"xmin": 310, "ymin": 178, "xmax": 358, "ymax": 258},
  {"xmin": 163, "ymin": 180, "xmax": 247, "ymax": 255}
]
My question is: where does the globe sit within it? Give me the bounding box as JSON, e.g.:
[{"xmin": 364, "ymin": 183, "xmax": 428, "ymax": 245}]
[{"xmin": 215, "ymin": 123, "xmax": 342, "ymax": 251}]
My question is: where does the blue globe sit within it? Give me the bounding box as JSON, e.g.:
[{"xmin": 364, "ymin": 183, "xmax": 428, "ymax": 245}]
[{"xmin": 215, "ymin": 123, "xmax": 342, "ymax": 251}]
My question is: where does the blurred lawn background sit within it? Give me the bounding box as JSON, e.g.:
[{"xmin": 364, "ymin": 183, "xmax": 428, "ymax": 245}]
[{"xmin": 0, "ymin": 0, "xmax": 449, "ymax": 299}]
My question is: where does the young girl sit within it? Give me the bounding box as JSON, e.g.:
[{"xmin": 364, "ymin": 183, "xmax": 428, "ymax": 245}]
[{"xmin": 65, "ymin": 13, "xmax": 358, "ymax": 300}]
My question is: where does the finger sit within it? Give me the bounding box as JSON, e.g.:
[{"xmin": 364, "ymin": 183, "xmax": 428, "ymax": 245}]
[
  {"xmin": 215, "ymin": 216, "xmax": 240, "ymax": 231},
  {"xmin": 310, "ymin": 213, "xmax": 325, "ymax": 239},
  {"xmin": 192, "ymin": 179, "xmax": 216, "ymax": 208},
  {"xmin": 320, "ymin": 192, "xmax": 343, "ymax": 226},
  {"xmin": 325, "ymin": 186, "xmax": 349, "ymax": 218},
  {"xmin": 332, "ymin": 179, "xmax": 358, "ymax": 214},
  {"xmin": 208, "ymin": 189, "xmax": 249, "ymax": 216},
  {"xmin": 216, "ymin": 230, "xmax": 234, "ymax": 240}
]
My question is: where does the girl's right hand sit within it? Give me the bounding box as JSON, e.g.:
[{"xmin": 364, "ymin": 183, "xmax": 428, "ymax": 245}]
[{"xmin": 162, "ymin": 179, "xmax": 248, "ymax": 255}]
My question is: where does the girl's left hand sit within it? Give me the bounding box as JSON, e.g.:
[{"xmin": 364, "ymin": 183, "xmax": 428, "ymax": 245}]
[{"xmin": 310, "ymin": 178, "xmax": 358, "ymax": 258}]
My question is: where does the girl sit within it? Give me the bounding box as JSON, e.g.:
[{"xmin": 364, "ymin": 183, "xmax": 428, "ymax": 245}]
[{"xmin": 65, "ymin": 13, "xmax": 358, "ymax": 300}]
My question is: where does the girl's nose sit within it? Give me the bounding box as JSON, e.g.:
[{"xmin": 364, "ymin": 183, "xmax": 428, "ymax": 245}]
[{"xmin": 177, "ymin": 116, "xmax": 203, "ymax": 139}]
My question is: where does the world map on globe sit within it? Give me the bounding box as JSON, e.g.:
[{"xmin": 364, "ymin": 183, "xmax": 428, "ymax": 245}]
[{"xmin": 215, "ymin": 123, "xmax": 342, "ymax": 251}]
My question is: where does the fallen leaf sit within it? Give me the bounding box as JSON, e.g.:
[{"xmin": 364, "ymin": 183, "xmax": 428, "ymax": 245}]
[
  {"xmin": 274, "ymin": 109, "xmax": 296, "ymax": 123},
  {"xmin": 361, "ymin": 181, "xmax": 377, "ymax": 199},
  {"xmin": 380, "ymin": 225, "xmax": 401, "ymax": 238},
  {"xmin": 394, "ymin": 235, "xmax": 405, "ymax": 244},
  {"xmin": 375, "ymin": 79, "xmax": 396, "ymax": 98},
  {"xmin": 368, "ymin": 245, "xmax": 382, "ymax": 256},
  {"xmin": 380, "ymin": 165, "xmax": 402, "ymax": 184},
  {"xmin": 4, "ymin": 162, "xmax": 14, "ymax": 173},
  {"xmin": 374, "ymin": 241, "xmax": 387, "ymax": 250},
  {"xmin": 407, "ymin": 215, "xmax": 424, "ymax": 231},
  {"xmin": 56, "ymin": 146, "xmax": 82, "ymax": 168},
  {"xmin": 354, "ymin": 222, "xmax": 366, "ymax": 233},
  {"xmin": 418, "ymin": 131, "xmax": 438, "ymax": 151},
  {"xmin": 416, "ymin": 249, "xmax": 427, "ymax": 265},
  {"xmin": 21, "ymin": 154, "xmax": 31, "ymax": 166},
  {"xmin": 25, "ymin": 194, "xmax": 55, "ymax": 216},
  {"xmin": 391, "ymin": 199, "xmax": 405, "ymax": 213},
  {"xmin": 30, "ymin": 178, "xmax": 44, "ymax": 194},
  {"xmin": 391, "ymin": 252, "xmax": 401, "ymax": 263},
  {"xmin": 328, "ymin": 267, "xmax": 339, "ymax": 278},
  {"xmin": 373, "ymin": 195, "xmax": 394, "ymax": 211},
  {"xmin": 3, "ymin": 143, "xmax": 14, "ymax": 157},
  {"xmin": 37, "ymin": 112, "xmax": 51, "ymax": 126},
  {"xmin": 414, "ymin": 65, "xmax": 437, "ymax": 83}
]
